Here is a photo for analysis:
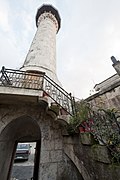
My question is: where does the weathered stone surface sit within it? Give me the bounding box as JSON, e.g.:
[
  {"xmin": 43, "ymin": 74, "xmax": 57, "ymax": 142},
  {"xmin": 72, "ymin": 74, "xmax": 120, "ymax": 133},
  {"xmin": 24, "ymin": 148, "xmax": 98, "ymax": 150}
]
[
  {"xmin": 63, "ymin": 136, "xmax": 78, "ymax": 145},
  {"xmin": 54, "ymin": 139, "xmax": 62, "ymax": 150},
  {"xmin": 64, "ymin": 142, "xmax": 91, "ymax": 180},
  {"xmin": 21, "ymin": 9, "xmax": 61, "ymax": 85},
  {"xmin": 94, "ymin": 74, "xmax": 120, "ymax": 92},
  {"xmin": 57, "ymin": 155, "xmax": 84, "ymax": 180},
  {"xmin": 42, "ymin": 139, "xmax": 55, "ymax": 150},
  {"xmin": 39, "ymin": 163, "xmax": 57, "ymax": 180},
  {"xmin": 91, "ymin": 145, "xmax": 111, "ymax": 163},
  {"xmin": 40, "ymin": 150, "xmax": 50, "ymax": 163},
  {"xmin": 1, "ymin": 98, "xmax": 120, "ymax": 180},
  {"xmin": 87, "ymin": 82, "xmax": 120, "ymax": 111},
  {"xmin": 50, "ymin": 150, "xmax": 63, "ymax": 162},
  {"xmin": 63, "ymin": 134, "xmax": 120, "ymax": 180},
  {"xmin": 80, "ymin": 133, "xmax": 96, "ymax": 145},
  {"xmin": 51, "ymin": 129, "xmax": 62, "ymax": 140}
]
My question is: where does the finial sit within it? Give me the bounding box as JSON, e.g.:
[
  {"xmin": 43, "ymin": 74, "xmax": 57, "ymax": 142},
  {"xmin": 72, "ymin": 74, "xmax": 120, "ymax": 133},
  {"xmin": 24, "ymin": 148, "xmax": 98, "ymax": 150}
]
[{"xmin": 111, "ymin": 56, "xmax": 118, "ymax": 64}]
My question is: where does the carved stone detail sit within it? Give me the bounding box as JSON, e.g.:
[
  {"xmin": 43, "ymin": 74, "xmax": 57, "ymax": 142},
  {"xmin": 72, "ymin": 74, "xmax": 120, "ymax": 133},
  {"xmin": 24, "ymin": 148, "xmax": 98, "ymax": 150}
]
[{"xmin": 37, "ymin": 12, "xmax": 59, "ymax": 32}]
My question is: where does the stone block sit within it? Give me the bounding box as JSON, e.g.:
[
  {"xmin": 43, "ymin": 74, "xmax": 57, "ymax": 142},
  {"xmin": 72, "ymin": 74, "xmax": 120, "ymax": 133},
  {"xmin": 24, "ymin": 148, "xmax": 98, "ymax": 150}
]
[
  {"xmin": 63, "ymin": 136, "xmax": 77, "ymax": 145},
  {"xmin": 57, "ymin": 161, "xmax": 66, "ymax": 178},
  {"xmin": 80, "ymin": 133, "xmax": 96, "ymax": 145},
  {"xmin": 39, "ymin": 162, "xmax": 57, "ymax": 180},
  {"xmin": 40, "ymin": 150, "xmax": 50, "ymax": 163},
  {"xmin": 50, "ymin": 150, "xmax": 63, "ymax": 162},
  {"xmin": 47, "ymin": 109, "xmax": 57, "ymax": 119},
  {"xmin": 91, "ymin": 145, "xmax": 111, "ymax": 163},
  {"xmin": 51, "ymin": 129, "xmax": 61, "ymax": 140},
  {"xmin": 42, "ymin": 140, "xmax": 55, "ymax": 150},
  {"xmin": 54, "ymin": 139, "xmax": 62, "ymax": 150},
  {"xmin": 41, "ymin": 126, "xmax": 50, "ymax": 140}
]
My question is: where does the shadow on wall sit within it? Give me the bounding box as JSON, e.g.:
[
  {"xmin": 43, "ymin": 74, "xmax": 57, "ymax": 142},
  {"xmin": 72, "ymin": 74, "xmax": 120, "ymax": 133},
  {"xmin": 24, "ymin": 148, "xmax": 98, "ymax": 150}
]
[{"xmin": 61, "ymin": 154, "xmax": 84, "ymax": 180}]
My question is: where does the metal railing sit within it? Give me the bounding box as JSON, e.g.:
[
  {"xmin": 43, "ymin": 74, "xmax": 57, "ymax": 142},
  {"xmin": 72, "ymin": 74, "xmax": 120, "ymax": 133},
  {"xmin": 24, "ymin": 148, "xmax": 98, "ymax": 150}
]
[{"xmin": 0, "ymin": 67, "xmax": 75, "ymax": 116}]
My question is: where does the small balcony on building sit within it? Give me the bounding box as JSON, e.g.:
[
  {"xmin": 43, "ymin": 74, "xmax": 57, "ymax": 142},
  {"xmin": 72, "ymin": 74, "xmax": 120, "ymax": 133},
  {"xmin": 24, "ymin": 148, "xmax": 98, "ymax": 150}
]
[{"xmin": 0, "ymin": 66, "xmax": 75, "ymax": 116}]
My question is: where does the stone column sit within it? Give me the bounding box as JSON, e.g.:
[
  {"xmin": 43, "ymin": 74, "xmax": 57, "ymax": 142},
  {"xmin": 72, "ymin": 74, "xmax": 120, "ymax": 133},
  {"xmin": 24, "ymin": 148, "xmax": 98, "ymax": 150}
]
[{"xmin": 21, "ymin": 5, "xmax": 61, "ymax": 84}]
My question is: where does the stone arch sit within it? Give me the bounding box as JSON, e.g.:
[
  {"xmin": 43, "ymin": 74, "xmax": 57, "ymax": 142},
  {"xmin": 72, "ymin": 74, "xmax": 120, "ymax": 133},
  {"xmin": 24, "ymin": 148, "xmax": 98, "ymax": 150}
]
[
  {"xmin": 64, "ymin": 143, "xmax": 91, "ymax": 180},
  {"xmin": 0, "ymin": 115, "xmax": 41, "ymax": 180}
]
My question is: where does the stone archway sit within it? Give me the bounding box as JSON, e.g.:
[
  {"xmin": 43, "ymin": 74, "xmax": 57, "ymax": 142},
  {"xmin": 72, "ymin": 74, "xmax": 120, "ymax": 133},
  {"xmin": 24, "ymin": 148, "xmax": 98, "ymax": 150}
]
[{"xmin": 0, "ymin": 115, "xmax": 41, "ymax": 180}]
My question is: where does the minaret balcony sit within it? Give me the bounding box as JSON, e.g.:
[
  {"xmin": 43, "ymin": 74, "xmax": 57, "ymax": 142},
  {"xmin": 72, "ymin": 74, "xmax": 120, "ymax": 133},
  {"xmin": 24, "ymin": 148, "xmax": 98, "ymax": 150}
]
[{"xmin": 0, "ymin": 67, "xmax": 75, "ymax": 116}]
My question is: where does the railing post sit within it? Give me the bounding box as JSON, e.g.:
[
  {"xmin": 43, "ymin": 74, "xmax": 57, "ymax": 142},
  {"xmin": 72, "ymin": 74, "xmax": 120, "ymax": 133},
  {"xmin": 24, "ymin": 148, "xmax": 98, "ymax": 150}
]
[
  {"xmin": 1, "ymin": 66, "xmax": 5, "ymax": 74},
  {"xmin": 71, "ymin": 96, "xmax": 76, "ymax": 116},
  {"xmin": 0, "ymin": 66, "xmax": 11, "ymax": 85},
  {"xmin": 41, "ymin": 72, "xmax": 45, "ymax": 91}
]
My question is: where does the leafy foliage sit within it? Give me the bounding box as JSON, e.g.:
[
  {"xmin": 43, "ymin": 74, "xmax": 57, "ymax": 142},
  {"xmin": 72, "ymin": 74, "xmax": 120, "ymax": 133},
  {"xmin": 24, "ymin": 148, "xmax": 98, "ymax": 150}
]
[
  {"xmin": 69, "ymin": 100, "xmax": 91, "ymax": 128},
  {"xmin": 68, "ymin": 100, "xmax": 120, "ymax": 163},
  {"xmin": 91, "ymin": 108, "xmax": 120, "ymax": 163}
]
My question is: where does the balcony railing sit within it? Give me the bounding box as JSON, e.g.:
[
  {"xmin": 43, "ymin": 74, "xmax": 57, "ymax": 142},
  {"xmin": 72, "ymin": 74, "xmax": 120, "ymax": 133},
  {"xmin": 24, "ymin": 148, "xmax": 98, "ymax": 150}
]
[{"xmin": 0, "ymin": 67, "xmax": 75, "ymax": 116}]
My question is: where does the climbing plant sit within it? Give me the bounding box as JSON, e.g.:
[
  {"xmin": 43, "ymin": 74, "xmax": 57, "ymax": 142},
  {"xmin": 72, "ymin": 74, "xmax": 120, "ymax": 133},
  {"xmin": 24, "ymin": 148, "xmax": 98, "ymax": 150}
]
[
  {"xmin": 68, "ymin": 100, "xmax": 120, "ymax": 163},
  {"xmin": 91, "ymin": 108, "xmax": 120, "ymax": 163},
  {"xmin": 68, "ymin": 100, "xmax": 91, "ymax": 134}
]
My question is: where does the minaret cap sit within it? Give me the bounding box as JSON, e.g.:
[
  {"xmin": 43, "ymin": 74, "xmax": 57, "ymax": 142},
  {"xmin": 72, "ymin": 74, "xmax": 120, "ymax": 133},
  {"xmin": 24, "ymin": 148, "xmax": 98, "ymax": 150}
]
[{"xmin": 36, "ymin": 4, "xmax": 61, "ymax": 32}]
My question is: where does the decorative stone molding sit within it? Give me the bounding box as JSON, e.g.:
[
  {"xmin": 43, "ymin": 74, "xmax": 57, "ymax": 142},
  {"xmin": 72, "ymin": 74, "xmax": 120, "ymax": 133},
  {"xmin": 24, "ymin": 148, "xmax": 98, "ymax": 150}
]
[{"xmin": 37, "ymin": 12, "xmax": 59, "ymax": 33}]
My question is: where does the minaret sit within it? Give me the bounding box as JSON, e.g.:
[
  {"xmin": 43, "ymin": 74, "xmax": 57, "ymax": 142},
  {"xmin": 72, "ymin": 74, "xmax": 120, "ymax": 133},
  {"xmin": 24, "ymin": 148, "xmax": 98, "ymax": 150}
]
[{"xmin": 21, "ymin": 4, "xmax": 61, "ymax": 84}]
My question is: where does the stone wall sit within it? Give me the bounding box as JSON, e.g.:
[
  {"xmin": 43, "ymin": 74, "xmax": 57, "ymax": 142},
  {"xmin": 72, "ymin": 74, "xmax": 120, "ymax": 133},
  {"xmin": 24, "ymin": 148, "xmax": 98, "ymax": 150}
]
[
  {"xmin": 63, "ymin": 134, "xmax": 120, "ymax": 180},
  {"xmin": 94, "ymin": 74, "xmax": 120, "ymax": 91},
  {"xmin": 0, "ymin": 101, "xmax": 82, "ymax": 180},
  {"xmin": 87, "ymin": 60, "xmax": 120, "ymax": 111},
  {"xmin": 86, "ymin": 81, "xmax": 120, "ymax": 111}
]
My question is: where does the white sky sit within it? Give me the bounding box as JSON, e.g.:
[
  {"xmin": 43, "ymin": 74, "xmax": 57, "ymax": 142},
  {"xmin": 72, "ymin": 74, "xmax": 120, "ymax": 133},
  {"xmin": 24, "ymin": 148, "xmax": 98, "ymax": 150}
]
[{"xmin": 0, "ymin": 0, "xmax": 119, "ymax": 99}]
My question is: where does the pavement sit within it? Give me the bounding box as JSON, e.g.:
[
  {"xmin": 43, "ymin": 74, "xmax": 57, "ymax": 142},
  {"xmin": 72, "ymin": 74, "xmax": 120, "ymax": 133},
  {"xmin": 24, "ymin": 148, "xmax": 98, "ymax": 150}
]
[{"xmin": 11, "ymin": 142, "xmax": 36, "ymax": 180}]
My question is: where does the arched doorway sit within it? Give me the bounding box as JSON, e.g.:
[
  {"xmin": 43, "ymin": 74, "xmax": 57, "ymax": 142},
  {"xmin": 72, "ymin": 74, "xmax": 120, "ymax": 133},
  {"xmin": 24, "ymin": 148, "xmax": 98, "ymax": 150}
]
[{"xmin": 0, "ymin": 116, "xmax": 41, "ymax": 180}]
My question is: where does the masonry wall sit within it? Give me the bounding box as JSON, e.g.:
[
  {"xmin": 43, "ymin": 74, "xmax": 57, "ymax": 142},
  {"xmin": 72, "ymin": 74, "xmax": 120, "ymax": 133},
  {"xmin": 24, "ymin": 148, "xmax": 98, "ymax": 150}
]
[
  {"xmin": 86, "ymin": 83, "xmax": 120, "ymax": 111},
  {"xmin": 35, "ymin": 112, "xmax": 83, "ymax": 180},
  {"xmin": 63, "ymin": 134, "xmax": 120, "ymax": 180},
  {"xmin": 0, "ymin": 102, "xmax": 82, "ymax": 180}
]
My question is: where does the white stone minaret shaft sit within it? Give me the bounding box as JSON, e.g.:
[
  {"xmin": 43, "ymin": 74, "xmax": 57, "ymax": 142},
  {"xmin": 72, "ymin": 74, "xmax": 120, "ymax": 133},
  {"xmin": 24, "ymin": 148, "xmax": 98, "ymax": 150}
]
[{"xmin": 21, "ymin": 5, "xmax": 61, "ymax": 83}]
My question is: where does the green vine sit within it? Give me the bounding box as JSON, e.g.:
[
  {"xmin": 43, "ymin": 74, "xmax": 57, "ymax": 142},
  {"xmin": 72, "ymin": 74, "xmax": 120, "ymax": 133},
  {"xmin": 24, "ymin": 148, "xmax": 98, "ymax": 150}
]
[{"xmin": 68, "ymin": 100, "xmax": 120, "ymax": 163}]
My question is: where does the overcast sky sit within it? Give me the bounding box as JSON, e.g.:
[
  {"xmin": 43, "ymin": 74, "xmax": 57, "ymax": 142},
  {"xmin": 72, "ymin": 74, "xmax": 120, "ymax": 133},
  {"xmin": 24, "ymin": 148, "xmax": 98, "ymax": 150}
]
[{"xmin": 0, "ymin": 0, "xmax": 119, "ymax": 99}]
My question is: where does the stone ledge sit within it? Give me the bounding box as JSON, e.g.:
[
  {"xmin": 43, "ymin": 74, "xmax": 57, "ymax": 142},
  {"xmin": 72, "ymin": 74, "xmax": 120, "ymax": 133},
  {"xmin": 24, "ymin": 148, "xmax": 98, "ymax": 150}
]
[
  {"xmin": 80, "ymin": 133, "xmax": 97, "ymax": 145},
  {"xmin": 63, "ymin": 135, "xmax": 78, "ymax": 145}
]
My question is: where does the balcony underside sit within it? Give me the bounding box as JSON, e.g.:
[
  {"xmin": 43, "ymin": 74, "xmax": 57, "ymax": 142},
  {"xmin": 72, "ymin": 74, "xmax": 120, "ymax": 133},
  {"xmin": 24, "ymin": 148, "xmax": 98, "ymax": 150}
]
[{"xmin": 0, "ymin": 86, "xmax": 43, "ymax": 105}]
